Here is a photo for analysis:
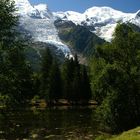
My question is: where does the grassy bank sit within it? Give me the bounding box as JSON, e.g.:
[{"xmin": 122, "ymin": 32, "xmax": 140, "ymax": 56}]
[
  {"xmin": 110, "ymin": 127, "xmax": 140, "ymax": 140},
  {"xmin": 96, "ymin": 127, "xmax": 140, "ymax": 140}
]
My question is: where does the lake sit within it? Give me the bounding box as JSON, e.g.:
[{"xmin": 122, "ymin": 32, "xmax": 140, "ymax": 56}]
[{"xmin": 0, "ymin": 106, "xmax": 100, "ymax": 140}]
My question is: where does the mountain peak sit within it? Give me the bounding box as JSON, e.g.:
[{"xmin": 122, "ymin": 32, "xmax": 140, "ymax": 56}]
[
  {"xmin": 14, "ymin": 0, "xmax": 52, "ymax": 19},
  {"xmin": 14, "ymin": 0, "xmax": 35, "ymax": 15},
  {"xmin": 34, "ymin": 4, "xmax": 52, "ymax": 19},
  {"xmin": 34, "ymin": 4, "xmax": 48, "ymax": 10},
  {"xmin": 136, "ymin": 10, "xmax": 140, "ymax": 18},
  {"xmin": 84, "ymin": 6, "xmax": 125, "ymax": 20}
]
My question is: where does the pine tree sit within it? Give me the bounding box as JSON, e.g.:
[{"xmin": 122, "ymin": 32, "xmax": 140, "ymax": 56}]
[
  {"xmin": 61, "ymin": 58, "xmax": 75, "ymax": 101},
  {"xmin": 80, "ymin": 66, "xmax": 92, "ymax": 103},
  {"xmin": 47, "ymin": 59, "xmax": 62, "ymax": 104},
  {"xmin": 71, "ymin": 54, "xmax": 81, "ymax": 103},
  {"xmin": 0, "ymin": 0, "xmax": 18, "ymax": 46},
  {"xmin": 40, "ymin": 48, "xmax": 53, "ymax": 97},
  {"xmin": 0, "ymin": 0, "xmax": 33, "ymax": 106},
  {"xmin": 7, "ymin": 45, "xmax": 33, "ymax": 104},
  {"xmin": 62, "ymin": 55, "xmax": 92, "ymax": 104}
]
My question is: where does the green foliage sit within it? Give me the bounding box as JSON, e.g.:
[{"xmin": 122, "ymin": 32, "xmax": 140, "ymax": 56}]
[
  {"xmin": 40, "ymin": 52, "xmax": 92, "ymax": 104},
  {"xmin": 8, "ymin": 46, "xmax": 33, "ymax": 103},
  {"xmin": 62, "ymin": 55, "xmax": 92, "ymax": 103},
  {"xmin": 39, "ymin": 48, "xmax": 62, "ymax": 104},
  {"xmin": 24, "ymin": 46, "xmax": 41, "ymax": 71},
  {"xmin": 40, "ymin": 48, "xmax": 53, "ymax": 98},
  {"xmin": 0, "ymin": 0, "xmax": 34, "ymax": 107},
  {"xmin": 95, "ymin": 135, "xmax": 108, "ymax": 140},
  {"xmin": 0, "ymin": 0, "xmax": 18, "ymax": 45},
  {"xmin": 47, "ymin": 60, "xmax": 62, "ymax": 103},
  {"xmin": 80, "ymin": 66, "xmax": 92, "ymax": 101},
  {"xmin": 90, "ymin": 23, "xmax": 140, "ymax": 132},
  {"xmin": 0, "ymin": 94, "xmax": 11, "ymax": 107},
  {"xmin": 0, "ymin": 43, "xmax": 33, "ymax": 106},
  {"xmin": 0, "ymin": 0, "xmax": 92, "ymax": 107},
  {"xmin": 61, "ymin": 57, "xmax": 74, "ymax": 100},
  {"xmin": 109, "ymin": 127, "xmax": 140, "ymax": 140}
]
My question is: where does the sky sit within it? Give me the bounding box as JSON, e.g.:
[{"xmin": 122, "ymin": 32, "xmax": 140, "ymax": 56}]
[{"xmin": 30, "ymin": 0, "xmax": 140, "ymax": 13}]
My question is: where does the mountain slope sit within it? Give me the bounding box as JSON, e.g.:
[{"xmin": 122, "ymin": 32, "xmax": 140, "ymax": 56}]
[{"xmin": 55, "ymin": 20, "xmax": 105, "ymax": 57}]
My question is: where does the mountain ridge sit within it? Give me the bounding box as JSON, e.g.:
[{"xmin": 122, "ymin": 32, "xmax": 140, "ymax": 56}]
[
  {"xmin": 14, "ymin": 0, "xmax": 140, "ymax": 55},
  {"xmin": 53, "ymin": 6, "xmax": 140, "ymax": 41}
]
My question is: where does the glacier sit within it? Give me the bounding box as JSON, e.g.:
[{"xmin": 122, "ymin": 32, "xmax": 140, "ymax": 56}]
[{"xmin": 15, "ymin": 0, "xmax": 71, "ymax": 56}]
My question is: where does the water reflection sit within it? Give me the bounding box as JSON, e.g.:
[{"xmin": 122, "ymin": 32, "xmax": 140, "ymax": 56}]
[{"xmin": 0, "ymin": 107, "xmax": 99, "ymax": 139}]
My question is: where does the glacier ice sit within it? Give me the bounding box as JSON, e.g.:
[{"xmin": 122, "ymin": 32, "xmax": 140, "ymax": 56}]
[{"xmin": 15, "ymin": 0, "xmax": 71, "ymax": 56}]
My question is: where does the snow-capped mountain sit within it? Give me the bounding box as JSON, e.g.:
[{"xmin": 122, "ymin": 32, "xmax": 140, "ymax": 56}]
[
  {"xmin": 54, "ymin": 7, "xmax": 140, "ymax": 41},
  {"xmin": 15, "ymin": 0, "xmax": 71, "ymax": 56},
  {"xmin": 15, "ymin": 0, "xmax": 140, "ymax": 48}
]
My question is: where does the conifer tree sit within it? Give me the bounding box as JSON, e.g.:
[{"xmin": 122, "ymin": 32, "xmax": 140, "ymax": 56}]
[
  {"xmin": 61, "ymin": 58, "xmax": 75, "ymax": 101},
  {"xmin": 81, "ymin": 66, "xmax": 92, "ymax": 102},
  {"xmin": 40, "ymin": 48, "xmax": 53, "ymax": 97},
  {"xmin": 7, "ymin": 45, "xmax": 33, "ymax": 104},
  {"xmin": 0, "ymin": 0, "xmax": 17, "ymax": 45},
  {"xmin": 62, "ymin": 55, "xmax": 92, "ymax": 103},
  {"xmin": 71, "ymin": 55, "xmax": 81, "ymax": 103},
  {"xmin": 0, "ymin": 0, "xmax": 33, "ymax": 106},
  {"xmin": 46, "ymin": 59, "xmax": 62, "ymax": 103}
]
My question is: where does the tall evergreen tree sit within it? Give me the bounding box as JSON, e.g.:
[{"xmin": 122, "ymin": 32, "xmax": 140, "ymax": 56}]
[
  {"xmin": 71, "ymin": 55, "xmax": 81, "ymax": 103},
  {"xmin": 0, "ymin": 0, "xmax": 33, "ymax": 106},
  {"xmin": 40, "ymin": 48, "xmax": 53, "ymax": 97},
  {"xmin": 62, "ymin": 55, "xmax": 91, "ymax": 103},
  {"xmin": 40, "ymin": 48, "xmax": 63, "ymax": 104},
  {"xmin": 7, "ymin": 45, "xmax": 33, "ymax": 104},
  {"xmin": 46, "ymin": 59, "xmax": 62, "ymax": 103},
  {"xmin": 61, "ymin": 57, "xmax": 75, "ymax": 101},
  {"xmin": 80, "ymin": 66, "xmax": 92, "ymax": 102},
  {"xmin": 0, "ymin": 0, "xmax": 18, "ymax": 46}
]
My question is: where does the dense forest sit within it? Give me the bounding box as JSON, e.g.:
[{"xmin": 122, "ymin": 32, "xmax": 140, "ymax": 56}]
[
  {"xmin": 1, "ymin": 0, "xmax": 140, "ymax": 135},
  {"xmin": 90, "ymin": 23, "xmax": 140, "ymax": 132}
]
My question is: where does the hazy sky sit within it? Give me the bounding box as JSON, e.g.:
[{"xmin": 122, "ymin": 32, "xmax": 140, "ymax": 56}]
[{"xmin": 30, "ymin": 0, "xmax": 140, "ymax": 13}]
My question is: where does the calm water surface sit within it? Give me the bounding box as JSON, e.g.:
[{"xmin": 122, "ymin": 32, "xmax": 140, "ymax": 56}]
[{"xmin": 0, "ymin": 106, "xmax": 100, "ymax": 140}]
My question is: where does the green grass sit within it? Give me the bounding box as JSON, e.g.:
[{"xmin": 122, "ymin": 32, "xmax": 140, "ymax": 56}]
[
  {"xmin": 109, "ymin": 127, "xmax": 140, "ymax": 140},
  {"xmin": 95, "ymin": 127, "xmax": 140, "ymax": 140}
]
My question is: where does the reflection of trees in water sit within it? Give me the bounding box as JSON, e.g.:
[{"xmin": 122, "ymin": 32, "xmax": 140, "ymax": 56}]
[
  {"xmin": 0, "ymin": 107, "xmax": 97, "ymax": 139},
  {"xmin": 0, "ymin": 109, "xmax": 31, "ymax": 139}
]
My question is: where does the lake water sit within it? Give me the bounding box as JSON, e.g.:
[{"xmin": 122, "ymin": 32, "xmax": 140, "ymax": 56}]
[{"xmin": 0, "ymin": 106, "xmax": 100, "ymax": 140}]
